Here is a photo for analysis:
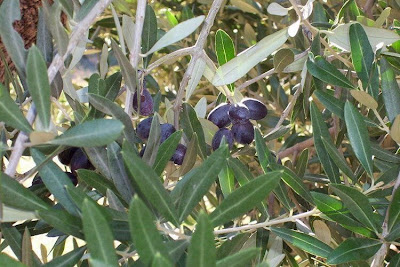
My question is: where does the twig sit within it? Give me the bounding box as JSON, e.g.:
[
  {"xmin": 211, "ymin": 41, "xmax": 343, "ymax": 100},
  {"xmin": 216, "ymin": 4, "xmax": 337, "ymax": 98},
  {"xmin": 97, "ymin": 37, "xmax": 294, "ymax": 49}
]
[
  {"xmin": 5, "ymin": 0, "xmax": 113, "ymax": 178},
  {"xmin": 371, "ymin": 171, "xmax": 400, "ymax": 266},
  {"xmin": 214, "ymin": 208, "xmax": 319, "ymax": 235},
  {"xmin": 277, "ymin": 127, "xmax": 336, "ymax": 159},
  {"xmin": 270, "ymin": 83, "xmax": 302, "ymax": 134},
  {"xmin": 124, "ymin": 0, "xmax": 147, "ymax": 118},
  {"xmin": 172, "ymin": 0, "xmax": 225, "ymax": 128}
]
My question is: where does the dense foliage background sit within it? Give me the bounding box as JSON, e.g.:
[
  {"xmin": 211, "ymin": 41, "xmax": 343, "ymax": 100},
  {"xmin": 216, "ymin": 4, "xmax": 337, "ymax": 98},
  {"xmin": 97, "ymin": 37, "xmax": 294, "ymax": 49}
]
[{"xmin": 1, "ymin": 0, "xmax": 400, "ymax": 266}]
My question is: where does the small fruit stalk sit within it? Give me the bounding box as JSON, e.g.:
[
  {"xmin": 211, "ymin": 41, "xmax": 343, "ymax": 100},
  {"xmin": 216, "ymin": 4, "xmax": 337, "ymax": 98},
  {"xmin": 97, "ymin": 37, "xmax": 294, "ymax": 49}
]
[{"xmin": 208, "ymin": 97, "xmax": 268, "ymax": 150}]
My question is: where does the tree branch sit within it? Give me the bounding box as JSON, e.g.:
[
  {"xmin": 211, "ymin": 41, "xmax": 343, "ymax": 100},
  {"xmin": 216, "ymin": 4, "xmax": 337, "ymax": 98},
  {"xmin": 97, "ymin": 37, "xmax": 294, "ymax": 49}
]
[
  {"xmin": 172, "ymin": 0, "xmax": 225, "ymax": 128},
  {"xmin": 5, "ymin": 0, "xmax": 113, "ymax": 177},
  {"xmin": 124, "ymin": 0, "xmax": 147, "ymax": 117}
]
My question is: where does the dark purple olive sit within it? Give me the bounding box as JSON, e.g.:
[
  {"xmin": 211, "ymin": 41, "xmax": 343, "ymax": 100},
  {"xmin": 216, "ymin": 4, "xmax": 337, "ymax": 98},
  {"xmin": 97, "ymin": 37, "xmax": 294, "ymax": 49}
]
[
  {"xmin": 228, "ymin": 103, "xmax": 250, "ymax": 124},
  {"xmin": 133, "ymin": 88, "xmax": 154, "ymax": 116},
  {"xmin": 160, "ymin": 123, "xmax": 176, "ymax": 143},
  {"xmin": 212, "ymin": 128, "xmax": 234, "ymax": 150},
  {"xmin": 70, "ymin": 149, "xmax": 92, "ymax": 175},
  {"xmin": 137, "ymin": 117, "xmax": 153, "ymax": 140},
  {"xmin": 241, "ymin": 98, "xmax": 268, "ymax": 120},
  {"xmin": 171, "ymin": 144, "xmax": 187, "ymax": 165},
  {"xmin": 32, "ymin": 175, "xmax": 43, "ymax": 186},
  {"xmin": 58, "ymin": 147, "xmax": 79, "ymax": 166},
  {"xmin": 65, "ymin": 172, "xmax": 78, "ymax": 186},
  {"xmin": 207, "ymin": 103, "xmax": 231, "ymax": 128},
  {"xmin": 231, "ymin": 120, "xmax": 254, "ymax": 144}
]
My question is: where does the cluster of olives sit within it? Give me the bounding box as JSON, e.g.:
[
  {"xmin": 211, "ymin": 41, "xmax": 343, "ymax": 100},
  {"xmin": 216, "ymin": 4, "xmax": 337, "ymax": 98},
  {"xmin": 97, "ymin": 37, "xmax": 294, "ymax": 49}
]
[
  {"xmin": 31, "ymin": 147, "xmax": 92, "ymax": 187},
  {"xmin": 208, "ymin": 98, "xmax": 268, "ymax": 150},
  {"xmin": 134, "ymin": 86, "xmax": 186, "ymax": 165}
]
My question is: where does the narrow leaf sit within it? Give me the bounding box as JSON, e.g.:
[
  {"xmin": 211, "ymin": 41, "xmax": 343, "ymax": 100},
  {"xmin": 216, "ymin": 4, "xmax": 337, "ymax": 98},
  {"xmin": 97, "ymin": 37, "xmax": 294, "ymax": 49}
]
[
  {"xmin": 82, "ymin": 199, "xmax": 118, "ymax": 266},
  {"xmin": 129, "ymin": 196, "xmax": 171, "ymax": 265},
  {"xmin": 0, "ymin": 172, "xmax": 49, "ymax": 211},
  {"xmin": 344, "ymin": 101, "xmax": 374, "ymax": 176},
  {"xmin": 307, "ymin": 55, "xmax": 354, "ymax": 89},
  {"xmin": 43, "ymin": 247, "xmax": 86, "ymax": 267},
  {"xmin": 212, "ymin": 28, "xmax": 289, "ymax": 86},
  {"xmin": 177, "ymin": 146, "xmax": 228, "ymax": 222},
  {"xmin": 187, "ymin": 212, "xmax": 216, "ymax": 267},
  {"xmin": 122, "ymin": 141, "xmax": 179, "ymax": 226},
  {"xmin": 153, "ymin": 131, "xmax": 182, "ymax": 176},
  {"xmin": 380, "ymin": 58, "xmax": 400, "ymax": 122},
  {"xmin": 210, "ymin": 171, "xmax": 281, "ymax": 226},
  {"xmin": 49, "ymin": 119, "xmax": 124, "ymax": 147},
  {"xmin": 271, "ymin": 227, "xmax": 333, "ymax": 258},
  {"xmin": 110, "ymin": 39, "xmax": 137, "ymax": 93},
  {"xmin": 216, "ymin": 247, "xmax": 260, "ymax": 267},
  {"xmin": 37, "ymin": 209, "xmax": 83, "ymax": 238},
  {"xmin": 321, "ymin": 137, "xmax": 356, "ymax": 181},
  {"xmin": 145, "ymin": 16, "xmax": 205, "ymax": 55},
  {"xmin": 215, "ymin": 29, "xmax": 235, "ymax": 91},
  {"xmin": 0, "ymin": 84, "xmax": 32, "ymax": 133},
  {"xmin": 349, "ymin": 23, "xmax": 374, "ymax": 90},
  {"xmin": 330, "ymin": 184, "xmax": 379, "ymax": 233},
  {"xmin": 142, "ymin": 5, "xmax": 158, "ymax": 67},
  {"xmin": 327, "ymin": 238, "xmax": 381, "ymax": 264},
  {"xmin": 310, "ymin": 102, "xmax": 340, "ymax": 183},
  {"xmin": 280, "ymin": 166, "xmax": 314, "ymax": 204},
  {"xmin": 0, "ymin": 253, "xmax": 26, "ymax": 267},
  {"xmin": 218, "ymin": 165, "xmax": 235, "ymax": 197},
  {"xmin": 387, "ymin": 187, "xmax": 400, "ymax": 234}
]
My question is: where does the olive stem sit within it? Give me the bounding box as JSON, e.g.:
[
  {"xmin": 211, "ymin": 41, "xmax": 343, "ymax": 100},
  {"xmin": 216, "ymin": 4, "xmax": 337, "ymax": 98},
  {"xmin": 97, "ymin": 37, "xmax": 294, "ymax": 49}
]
[
  {"xmin": 124, "ymin": 0, "xmax": 147, "ymax": 118},
  {"xmin": 172, "ymin": 0, "xmax": 225, "ymax": 129},
  {"xmin": 5, "ymin": 0, "xmax": 114, "ymax": 178}
]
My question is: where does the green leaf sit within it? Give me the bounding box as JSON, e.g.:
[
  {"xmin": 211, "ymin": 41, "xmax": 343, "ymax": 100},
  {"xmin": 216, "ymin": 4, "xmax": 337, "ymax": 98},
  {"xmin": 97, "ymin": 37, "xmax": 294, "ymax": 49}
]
[
  {"xmin": 295, "ymin": 149, "xmax": 308, "ymax": 177},
  {"xmin": 129, "ymin": 196, "xmax": 171, "ymax": 265},
  {"xmin": 145, "ymin": 16, "xmax": 205, "ymax": 55},
  {"xmin": 310, "ymin": 102, "xmax": 340, "ymax": 183},
  {"xmin": 0, "ymin": 172, "xmax": 49, "ymax": 211},
  {"xmin": 311, "ymin": 192, "xmax": 374, "ymax": 237},
  {"xmin": 380, "ymin": 58, "xmax": 400, "ymax": 122},
  {"xmin": 330, "ymin": 184, "xmax": 380, "ymax": 233},
  {"xmin": 167, "ymin": 240, "xmax": 190, "ymax": 263},
  {"xmin": 307, "ymin": 55, "xmax": 354, "ymax": 89},
  {"xmin": 271, "ymin": 227, "xmax": 333, "ymax": 258},
  {"xmin": 122, "ymin": 141, "xmax": 179, "ymax": 226},
  {"xmin": 387, "ymin": 187, "xmax": 400, "ymax": 235},
  {"xmin": 77, "ymin": 169, "xmax": 125, "ymax": 204},
  {"xmin": 255, "ymin": 129, "xmax": 275, "ymax": 172},
  {"xmin": 177, "ymin": 145, "xmax": 228, "ymax": 222},
  {"xmin": 212, "ymin": 28, "xmax": 289, "ymax": 86},
  {"xmin": 152, "ymin": 253, "xmax": 174, "ymax": 267},
  {"xmin": 227, "ymin": 158, "xmax": 269, "ymax": 217},
  {"xmin": 142, "ymin": 115, "xmax": 161, "ymax": 165},
  {"xmin": 215, "ymin": 29, "xmax": 235, "ymax": 91},
  {"xmin": 31, "ymin": 148, "xmax": 78, "ymax": 215},
  {"xmin": 217, "ymin": 233, "xmax": 251, "ymax": 259},
  {"xmin": 210, "ymin": 171, "xmax": 281, "ymax": 226},
  {"xmin": 49, "ymin": 119, "xmax": 124, "ymax": 147},
  {"xmin": 153, "ymin": 131, "xmax": 182, "ymax": 175},
  {"xmin": 142, "ymin": 5, "xmax": 157, "ymax": 67},
  {"xmin": 0, "ymin": 84, "xmax": 32, "ymax": 133},
  {"xmin": 88, "ymin": 94, "xmax": 140, "ymax": 144},
  {"xmin": 344, "ymin": 101, "xmax": 374, "ymax": 176},
  {"xmin": 327, "ymin": 238, "xmax": 381, "ymax": 264},
  {"xmin": 216, "ymin": 247, "xmax": 260, "ymax": 267},
  {"xmin": 104, "ymin": 72, "xmax": 122, "ymax": 102},
  {"xmin": 180, "ymin": 103, "xmax": 207, "ymax": 159},
  {"xmin": 26, "ymin": 46, "xmax": 51, "ymax": 130},
  {"xmin": 82, "ymin": 199, "xmax": 118, "ymax": 266},
  {"xmin": 166, "ymin": 10, "xmax": 178, "ymax": 26},
  {"xmin": 349, "ymin": 23, "xmax": 374, "ymax": 91},
  {"xmin": 389, "ymin": 253, "xmax": 400, "ymax": 267},
  {"xmin": 187, "ymin": 212, "xmax": 216, "ymax": 267},
  {"xmin": 0, "ymin": 0, "xmax": 27, "ymax": 77},
  {"xmin": 0, "ymin": 253, "xmax": 26, "ymax": 267},
  {"xmin": 107, "ymin": 142, "xmax": 134, "ymax": 204},
  {"xmin": 321, "ymin": 136, "xmax": 357, "ymax": 181},
  {"xmin": 218, "ymin": 165, "xmax": 235, "ymax": 197},
  {"xmin": 43, "ymin": 247, "xmax": 86, "ymax": 267},
  {"xmin": 37, "ymin": 209, "xmax": 83, "ymax": 238},
  {"xmin": 21, "ymin": 228, "xmax": 33, "ymax": 267},
  {"xmin": 279, "ymin": 166, "xmax": 314, "ymax": 204},
  {"xmin": 110, "ymin": 39, "xmax": 137, "ymax": 93},
  {"xmin": 179, "ymin": 133, "xmax": 198, "ymax": 176},
  {"xmin": 1, "ymin": 224, "xmax": 23, "ymax": 260}
]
